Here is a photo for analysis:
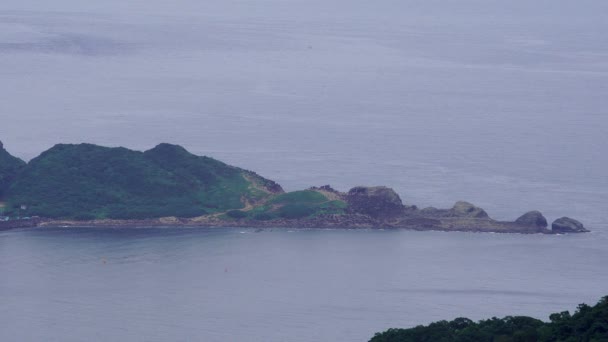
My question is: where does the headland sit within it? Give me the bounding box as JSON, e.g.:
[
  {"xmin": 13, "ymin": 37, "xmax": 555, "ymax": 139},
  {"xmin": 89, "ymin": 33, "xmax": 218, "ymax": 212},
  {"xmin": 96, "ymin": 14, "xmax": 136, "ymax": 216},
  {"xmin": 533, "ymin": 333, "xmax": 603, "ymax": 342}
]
[{"xmin": 0, "ymin": 141, "xmax": 589, "ymax": 234}]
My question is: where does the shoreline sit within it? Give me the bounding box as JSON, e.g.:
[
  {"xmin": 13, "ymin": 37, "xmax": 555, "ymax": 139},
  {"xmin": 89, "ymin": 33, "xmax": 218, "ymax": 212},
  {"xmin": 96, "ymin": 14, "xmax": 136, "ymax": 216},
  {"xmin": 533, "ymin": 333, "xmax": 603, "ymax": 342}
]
[{"xmin": 32, "ymin": 215, "xmax": 558, "ymax": 234}]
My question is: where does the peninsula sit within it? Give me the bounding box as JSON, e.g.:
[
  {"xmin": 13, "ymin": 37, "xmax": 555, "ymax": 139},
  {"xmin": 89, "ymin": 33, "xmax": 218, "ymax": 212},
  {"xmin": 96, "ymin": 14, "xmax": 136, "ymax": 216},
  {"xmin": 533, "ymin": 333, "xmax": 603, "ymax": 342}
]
[{"xmin": 0, "ymin": 141, "xmax": 588, "ymax": 233}]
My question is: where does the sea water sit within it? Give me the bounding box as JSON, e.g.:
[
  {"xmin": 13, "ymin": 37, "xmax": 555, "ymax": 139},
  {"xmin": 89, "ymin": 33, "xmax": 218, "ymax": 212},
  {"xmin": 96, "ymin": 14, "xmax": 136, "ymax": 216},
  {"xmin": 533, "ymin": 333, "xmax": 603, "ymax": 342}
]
[{"xmin": 1, "ymin": 227, "xmax": 607, "ymax": 342}]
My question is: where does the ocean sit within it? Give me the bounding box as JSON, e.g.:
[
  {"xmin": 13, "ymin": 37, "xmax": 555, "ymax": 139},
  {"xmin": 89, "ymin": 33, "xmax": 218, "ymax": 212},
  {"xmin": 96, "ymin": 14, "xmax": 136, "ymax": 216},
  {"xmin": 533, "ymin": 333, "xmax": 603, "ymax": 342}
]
[{"xmin": 1, "ymin": 227, "xmax": 607, "ymax": 342}]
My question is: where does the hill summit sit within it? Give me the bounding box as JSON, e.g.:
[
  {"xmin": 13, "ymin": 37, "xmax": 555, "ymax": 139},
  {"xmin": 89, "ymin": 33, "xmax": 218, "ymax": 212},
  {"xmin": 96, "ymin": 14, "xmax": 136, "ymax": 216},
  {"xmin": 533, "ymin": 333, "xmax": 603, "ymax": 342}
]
[{"xmin": 4, "ymin": 143, "xmax": 282, "ymax": 219}]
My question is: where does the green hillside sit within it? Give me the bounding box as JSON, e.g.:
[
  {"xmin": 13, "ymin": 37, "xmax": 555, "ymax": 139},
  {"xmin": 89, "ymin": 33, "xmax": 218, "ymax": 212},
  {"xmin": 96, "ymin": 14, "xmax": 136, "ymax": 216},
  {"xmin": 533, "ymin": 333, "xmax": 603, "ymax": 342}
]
[
  {"xmin": 370, "ymin": 296, "xmax": 608, "ymax": 342},
  {"xmin": 5, "ymin": 143, "xmax": 282, "ymax": 219},
  {"xmin": 0, "ymin": 141, "xmax": 26, "ymax": 200},
  {"xmin": 225, "ymin": 190, "xmax": 348, "ymax": 221}
]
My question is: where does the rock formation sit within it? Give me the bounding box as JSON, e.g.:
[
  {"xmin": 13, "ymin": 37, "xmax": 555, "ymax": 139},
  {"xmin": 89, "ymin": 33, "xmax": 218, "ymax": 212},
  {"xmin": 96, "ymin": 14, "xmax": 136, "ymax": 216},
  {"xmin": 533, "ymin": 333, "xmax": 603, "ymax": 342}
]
[
  {"xmin": 345, "ymin": 186, "xmax": 405, "ymax": 219},
  {"xmin": 450, "ymin": 201, "xmax": 489, "ymax": 218},
  {"xmin": 515, "ymin": 211, "xmax": 548, "ymax": 228},
  {"xmin": 551, "ymin": 217, "xmax": 588, "ymax": 233},
  {"xmin": 418, "ymin": 201, "xmax": 488, "ymax": 219}
]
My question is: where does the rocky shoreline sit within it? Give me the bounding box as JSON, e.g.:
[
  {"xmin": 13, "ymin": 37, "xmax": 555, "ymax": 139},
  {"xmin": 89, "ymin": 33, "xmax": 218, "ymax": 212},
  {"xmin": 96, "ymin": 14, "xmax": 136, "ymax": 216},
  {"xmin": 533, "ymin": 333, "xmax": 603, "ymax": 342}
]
[
  {"xmin": 33, "ymin": 186, "xmax": 588, "ymax": 234},
  {"xmin": 0, "ymin": 217, "xmax": 41, "ymax": 231}
]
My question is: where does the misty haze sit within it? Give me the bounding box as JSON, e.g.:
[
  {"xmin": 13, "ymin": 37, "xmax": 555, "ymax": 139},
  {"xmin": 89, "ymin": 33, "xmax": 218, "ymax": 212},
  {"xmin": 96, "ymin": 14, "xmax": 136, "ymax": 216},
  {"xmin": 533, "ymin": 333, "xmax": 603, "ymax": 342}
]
[{"xmin": 1, "ymin": 1, "xmax": 607, "ymax": 341}]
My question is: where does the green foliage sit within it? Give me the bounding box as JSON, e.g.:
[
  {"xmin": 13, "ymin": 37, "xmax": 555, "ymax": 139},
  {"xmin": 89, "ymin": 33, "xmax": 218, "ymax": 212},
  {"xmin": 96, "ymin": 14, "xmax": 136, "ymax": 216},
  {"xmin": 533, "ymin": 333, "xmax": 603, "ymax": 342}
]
[
  {"xmin": 268, "ymin": 190, "xmax": 327, "ymax": 205},
  {"xmin": 226, "ymin": 210, "xmax": 248, "ymax": 219},
  {"xmin": 277, "ymin": 204, "xmax": 315, "ymax": 219},
  {"xmin": 250, "ymin": 190, "xmax": 347, "ymax": 220},
  {"xmin": 5, "ymin": 143, "xmax": 279, "ymax": 219},
  {"xmin": 0, "ymin": 144, "xmax": 26, "ymax": 199},
  {"xmin": 252, "ymin": 212, "xmax": 276, "ymax": 221},
  {"xmin": 370, "ymin": 296, "xmax": 608, "ymax": 342}
]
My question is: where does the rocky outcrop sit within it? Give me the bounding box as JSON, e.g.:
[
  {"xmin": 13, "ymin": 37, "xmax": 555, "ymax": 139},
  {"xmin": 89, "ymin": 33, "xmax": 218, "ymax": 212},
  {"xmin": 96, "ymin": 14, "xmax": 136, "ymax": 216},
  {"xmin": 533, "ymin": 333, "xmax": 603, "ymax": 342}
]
[
  {"xmin": 551, "ymin": 217, "xmax": 588, "ymax": 233},
  {"xmin": 419, "ymin": 207, "xmax": 444, "ymax": 217},
  {"xmin": 451, "ymin": 201, "xmax": 489, "ymax": 218},
  {"xmin": 0, "ymin": 217, "xmax": 40, "ymax": 231},
  {"xmin": 346, "ymin": 186, "xmax": 405, "ymax": 219},
  {"xmin": 515, "ymin": 211, "xmax": 548, "ymax": 228},
  {"xmin": 308, "ymin": 185, "xmax": 345, "ymax": 201},
  {"xmin": 419, "ymin": 201, "xmax": 488, "ymax": 219}
]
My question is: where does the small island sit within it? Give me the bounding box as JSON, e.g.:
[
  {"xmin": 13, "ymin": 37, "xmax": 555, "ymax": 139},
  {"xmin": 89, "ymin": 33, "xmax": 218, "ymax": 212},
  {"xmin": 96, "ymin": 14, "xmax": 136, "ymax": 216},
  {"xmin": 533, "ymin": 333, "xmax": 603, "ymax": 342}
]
[{"xmin": 0, "ymin": 141, "xmax": 589, "ymax": 233}]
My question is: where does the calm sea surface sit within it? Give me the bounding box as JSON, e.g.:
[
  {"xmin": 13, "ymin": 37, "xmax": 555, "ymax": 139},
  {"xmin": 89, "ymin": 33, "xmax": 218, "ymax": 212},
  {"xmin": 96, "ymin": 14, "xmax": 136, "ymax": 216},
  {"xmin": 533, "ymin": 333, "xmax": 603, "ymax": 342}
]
[
  {"xmin": 1, "ymin": 0, "xmax": 608, "ymax": 341},
  {"xmin": 1, "ymin": 227, "xmax": 607, "ymax": 342}
]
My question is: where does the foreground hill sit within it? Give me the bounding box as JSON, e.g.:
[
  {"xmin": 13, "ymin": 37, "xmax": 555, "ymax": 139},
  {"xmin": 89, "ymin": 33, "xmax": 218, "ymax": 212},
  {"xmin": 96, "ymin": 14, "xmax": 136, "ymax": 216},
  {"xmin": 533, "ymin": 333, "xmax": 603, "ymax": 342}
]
[
  {"xmin": 4, "ymin": 143, "xmax": 282, "ymax": 219},
  {"xmin": 369, "ymin": 295, "xmax": 608, "ymax": 342}
]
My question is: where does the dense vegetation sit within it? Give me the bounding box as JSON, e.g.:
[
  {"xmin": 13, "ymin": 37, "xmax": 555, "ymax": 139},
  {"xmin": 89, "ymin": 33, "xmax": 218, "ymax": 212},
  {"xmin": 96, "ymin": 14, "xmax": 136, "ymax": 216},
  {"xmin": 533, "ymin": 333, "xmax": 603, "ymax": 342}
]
[
  {"xmin": 370, "ymin": 296, "xmax": 608, "ymax": 342},
  {"xmin": 0, "ymin": 142, "xmax": 26, "ymax": 200},
  {"xmin": 4, "ymin": 143, "xmax": 281, "ymax": 219},
  {"xmin": 224, "ymin": 190, "xmax": 347, "ymax": 221}
]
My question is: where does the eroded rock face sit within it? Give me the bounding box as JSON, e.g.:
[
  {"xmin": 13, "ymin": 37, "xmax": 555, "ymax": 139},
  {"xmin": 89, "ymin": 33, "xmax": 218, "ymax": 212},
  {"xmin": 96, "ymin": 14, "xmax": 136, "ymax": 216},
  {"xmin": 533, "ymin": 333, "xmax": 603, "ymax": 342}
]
[
  {"xmin": 346, "ymin": 186, "xmax": 405, "ymax": 219},
  {"xmin": 515, "ymin": 211, "xmax": 548, "ymax": 228},
  {"xmin": 552, "ymin": 217, "xmax": 588, "ymax": 233},
  {"xmin": 451, "ymin": 201, "xmax": 489, "ymax": 219}
]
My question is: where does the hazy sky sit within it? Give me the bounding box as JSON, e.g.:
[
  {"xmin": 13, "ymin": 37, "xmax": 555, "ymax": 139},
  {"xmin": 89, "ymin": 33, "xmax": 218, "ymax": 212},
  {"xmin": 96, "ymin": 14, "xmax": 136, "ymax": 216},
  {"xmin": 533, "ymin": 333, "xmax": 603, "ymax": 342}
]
[{"xmin": 1, "ymin": 0, "xmax": 607, "ymax": 221}]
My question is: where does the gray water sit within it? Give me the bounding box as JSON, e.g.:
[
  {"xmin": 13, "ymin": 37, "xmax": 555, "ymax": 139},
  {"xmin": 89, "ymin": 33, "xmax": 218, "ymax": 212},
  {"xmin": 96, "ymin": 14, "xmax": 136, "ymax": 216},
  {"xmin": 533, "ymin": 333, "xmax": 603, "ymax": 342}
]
[
  {"xmin": 1, "ymin": 227, "xmax": 607, "ymax": 342},
  {"xmin": 1, "ymin": 1, "xmax": 608, "ymax": 341}
]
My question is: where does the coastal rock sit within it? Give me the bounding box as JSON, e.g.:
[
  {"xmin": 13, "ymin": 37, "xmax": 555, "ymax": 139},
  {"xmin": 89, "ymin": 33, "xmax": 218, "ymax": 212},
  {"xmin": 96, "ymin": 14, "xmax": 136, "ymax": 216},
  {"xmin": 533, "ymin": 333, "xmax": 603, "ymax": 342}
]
[
  {"xmin": 419, "ymin": 207, "xmax": 444, "ymax": 217},
  {"xmin": 346, "ymin": 186, "xmax": 405, "ymax": 219},
  {"xmin": 308, "ymin": 185, "xmax": 345, "ymax": 201},
  {"xmin": 451, "ymin": 201, "xmax": 489, "ymax": 219},
  {"xmin": 394, "ymin": 217, "xmax": 441, "ymax": 229},
  {"xmin": 515, "ymin": 211, "xmax": 548, "ymax": 228},
  {"xmin": 552, "ymin": 217, "xmax": 588, "ymax": 233}
]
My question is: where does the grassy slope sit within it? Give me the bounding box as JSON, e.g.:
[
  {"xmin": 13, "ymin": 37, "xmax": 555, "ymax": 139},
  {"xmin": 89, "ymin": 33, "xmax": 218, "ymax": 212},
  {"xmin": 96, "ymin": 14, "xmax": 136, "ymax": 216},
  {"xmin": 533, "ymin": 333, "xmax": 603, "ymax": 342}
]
[
  {"xmin": 226, "ymin": 190, "xmax": 348, "ymax": 221},
  {"xmin": 5, "ymin": 143, "xmax": 281, "ymax": 219}
]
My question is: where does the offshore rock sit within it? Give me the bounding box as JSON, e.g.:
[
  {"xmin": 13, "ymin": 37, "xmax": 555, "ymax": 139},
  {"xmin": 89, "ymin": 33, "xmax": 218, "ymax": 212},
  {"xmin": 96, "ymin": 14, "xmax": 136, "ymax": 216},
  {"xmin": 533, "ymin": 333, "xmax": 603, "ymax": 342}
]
[
  {"xmin": 515, "ymin": 211, "xmax": 548, "ymax": 228},
  {"xmin": 552, "ymin": 217, "xmax": 588, "ymax": 233},
  {"xmin": 346, "ymin": 186, "xmax": 405, "ymax": 219}
]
